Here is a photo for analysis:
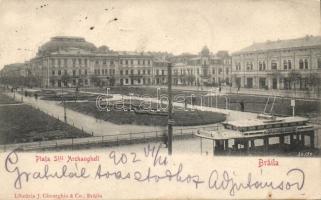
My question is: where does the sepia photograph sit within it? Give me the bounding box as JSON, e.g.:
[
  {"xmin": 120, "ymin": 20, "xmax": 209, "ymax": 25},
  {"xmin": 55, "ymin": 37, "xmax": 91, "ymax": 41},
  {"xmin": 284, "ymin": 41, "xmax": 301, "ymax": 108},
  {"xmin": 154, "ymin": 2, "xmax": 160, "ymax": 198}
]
[{"xmin": 0, "ymin": 0, "xmax": 320, "ymax": 199}]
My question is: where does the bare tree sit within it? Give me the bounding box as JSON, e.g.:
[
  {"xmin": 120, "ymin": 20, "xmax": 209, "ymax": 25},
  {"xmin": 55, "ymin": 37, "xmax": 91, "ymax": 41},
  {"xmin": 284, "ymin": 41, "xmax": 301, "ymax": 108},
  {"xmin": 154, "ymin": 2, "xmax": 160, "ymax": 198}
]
[
  {"xmin": 61, "ymin": 74, "xmax": 71, "ymax": 87},
  {"xmin": 90, "ymin": 75, "xmax": 100, "ymax": 87},
  {"xmin": 308, "ymin": 73, "xmax": 321, "ymax": 94}
]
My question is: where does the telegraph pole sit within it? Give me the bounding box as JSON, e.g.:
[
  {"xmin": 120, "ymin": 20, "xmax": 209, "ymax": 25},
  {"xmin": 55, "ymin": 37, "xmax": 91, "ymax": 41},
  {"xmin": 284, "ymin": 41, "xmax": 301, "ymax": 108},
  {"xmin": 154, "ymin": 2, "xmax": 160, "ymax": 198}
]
[
  {"xmin": 62, "ymin": 85, "xmax": 67, "ymax": 123},
  {"xmin": 167, "ymin": 62, "xmax": 173, "ymax": 155}
]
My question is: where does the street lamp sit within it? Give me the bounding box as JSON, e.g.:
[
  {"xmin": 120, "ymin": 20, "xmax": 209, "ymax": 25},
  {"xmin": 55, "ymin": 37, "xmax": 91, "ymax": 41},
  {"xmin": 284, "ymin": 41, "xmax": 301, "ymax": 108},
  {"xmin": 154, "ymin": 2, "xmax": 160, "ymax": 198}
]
[
  {"xmin": 157, "ymin": 87, "xmax": 161, "ymax": 111},
  {"xmin": 61, "ymin": 82, "xmax": 67, "ymax": 123},
  {"xmin": 167, "ymin": 62, "xmax": 173, "ymax": 155}
]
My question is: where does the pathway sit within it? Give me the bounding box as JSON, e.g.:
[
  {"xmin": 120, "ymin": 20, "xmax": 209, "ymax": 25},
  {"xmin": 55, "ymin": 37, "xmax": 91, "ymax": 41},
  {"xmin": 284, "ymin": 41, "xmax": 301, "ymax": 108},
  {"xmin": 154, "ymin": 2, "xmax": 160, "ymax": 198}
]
[
  {"xmin": 5, "ymin": 92, "xmax": 165, "ymax": 136},
  {"xmin": 76, "ymin": 89, "xmax": 258, "ymax": 122}
]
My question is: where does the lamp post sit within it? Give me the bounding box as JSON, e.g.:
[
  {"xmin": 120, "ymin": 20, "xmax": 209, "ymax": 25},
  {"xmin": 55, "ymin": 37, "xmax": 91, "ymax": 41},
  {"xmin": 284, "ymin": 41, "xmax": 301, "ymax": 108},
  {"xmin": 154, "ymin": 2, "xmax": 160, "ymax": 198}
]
[
  {"xmin": 157, "ymin": 87, "xmax": 161, "ymax": 111},
  {"xmin": 61, "ymin": 83, "xmax": 67, "ymax": 123},
  {"xmin": 167, "ymin": 62, "xmax": 173, "ymax": 155}
]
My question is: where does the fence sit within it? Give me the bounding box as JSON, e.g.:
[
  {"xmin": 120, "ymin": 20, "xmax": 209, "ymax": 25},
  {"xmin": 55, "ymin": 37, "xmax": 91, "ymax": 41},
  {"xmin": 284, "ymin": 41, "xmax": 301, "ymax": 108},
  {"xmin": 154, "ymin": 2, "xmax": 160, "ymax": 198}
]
[{"xmin": 0, "ymin": 125, "xmax": 220, "ymax": 151}]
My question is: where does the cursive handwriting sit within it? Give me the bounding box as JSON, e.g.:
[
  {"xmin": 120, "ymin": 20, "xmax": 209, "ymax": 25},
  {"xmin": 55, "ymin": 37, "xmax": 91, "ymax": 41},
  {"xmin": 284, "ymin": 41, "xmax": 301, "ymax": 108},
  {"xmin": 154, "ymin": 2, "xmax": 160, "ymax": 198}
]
[
  {"xmin": 95, "ymin": 163, "xmax": 204, "ymax": 189},
  {"xmin": 208, "ymin": 168, "xmax": 305, "ymax": 196},
  {"xmin": 144, "ymin": 143, "xmax": 168, "ymax": 167},
  {"xmin": 4, "ymin": 147, "xmax": 306, "ymax": 196},
  {"xmin": 5, "ymin": 150, "xmax": 90, "ymax": 189}
]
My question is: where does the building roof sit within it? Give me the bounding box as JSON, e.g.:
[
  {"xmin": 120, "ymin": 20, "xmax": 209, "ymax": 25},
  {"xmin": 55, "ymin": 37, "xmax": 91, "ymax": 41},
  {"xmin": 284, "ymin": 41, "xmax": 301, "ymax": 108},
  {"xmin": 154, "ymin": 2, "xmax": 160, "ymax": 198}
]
[
  {"xmin": 234, "ymin": 35, "xmax": 321, "ymax": 55},
  {"xmin": 37, "ymin": 36, "xmax": 97, "ymax": 56},
  {"xmin": 49, "ymin": 48, "xmax": 94, "ymax": 56},
  {"xmin": 117, "ymin": 51, "xmax": 153, "ymax": 57},
  {"xmin": 2, "ymin": 63, "xmax": 25, "ymax": 70},
  {"xmin": 200, "ymin": 46, "xmax": 210, "ymax": 56}
]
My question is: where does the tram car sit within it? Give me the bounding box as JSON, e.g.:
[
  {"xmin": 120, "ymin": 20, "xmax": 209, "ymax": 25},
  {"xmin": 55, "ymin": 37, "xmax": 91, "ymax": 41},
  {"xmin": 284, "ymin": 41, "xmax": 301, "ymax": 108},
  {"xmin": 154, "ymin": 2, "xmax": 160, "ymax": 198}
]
[{"xmin": 196, "ymin": 114, "xmax": 315, "ymax": 154}]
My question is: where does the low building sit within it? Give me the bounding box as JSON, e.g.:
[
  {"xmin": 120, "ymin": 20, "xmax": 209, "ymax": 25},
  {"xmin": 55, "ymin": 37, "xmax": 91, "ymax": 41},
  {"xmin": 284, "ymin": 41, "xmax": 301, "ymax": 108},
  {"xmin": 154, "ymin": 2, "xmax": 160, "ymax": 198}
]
[
  {"xmin": 231, "ymin": 35, "xmax": 321, "ymax": 91},
  {"xmin": 1, "ymin": 63, "xmax": 27, "ymax": 77},
  {"xmin": 0, "ymin": 62, "xmax": 29, "ymax": 86}
]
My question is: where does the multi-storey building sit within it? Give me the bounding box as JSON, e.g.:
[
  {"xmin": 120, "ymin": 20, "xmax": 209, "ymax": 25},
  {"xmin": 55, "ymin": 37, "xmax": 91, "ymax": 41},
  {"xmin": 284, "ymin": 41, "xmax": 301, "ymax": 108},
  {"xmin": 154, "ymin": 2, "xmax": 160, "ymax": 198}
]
[
  {"xmin": 0, "ymin": 62, "xmax": 31, "ymax": 86},
  {"xmin": 231, "ymin": 35, "xmax": 321, "ymax": 91},
  {"xmin": 117, "ymin": 52, "xmax": 154, "ymax": 86},
  {"xmin": 1, "ymin": 63, "xmax": 27, "ymax": 77},
  {"xmin": 13, "ymin": 36, "xmax": 156, "ymax": 88},
  {"xmin": 171, "ymin": 47, "xmax": 232, "ymax": 87},
  {"xmin": 0, "ymin": 36, "xmax": 232, "ymax": 88}
]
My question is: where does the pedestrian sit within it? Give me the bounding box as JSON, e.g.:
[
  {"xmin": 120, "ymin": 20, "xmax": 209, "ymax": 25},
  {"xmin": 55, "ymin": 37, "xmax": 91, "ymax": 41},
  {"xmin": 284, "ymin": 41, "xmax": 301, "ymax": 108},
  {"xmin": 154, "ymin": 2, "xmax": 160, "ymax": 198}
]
[
  {"xmin": 240, "ymin": 101, "xmax": 245, "ymax": 112},
  {"xmin": 34, "ymin": 93, "xmax": 38, "ymax": 100}
]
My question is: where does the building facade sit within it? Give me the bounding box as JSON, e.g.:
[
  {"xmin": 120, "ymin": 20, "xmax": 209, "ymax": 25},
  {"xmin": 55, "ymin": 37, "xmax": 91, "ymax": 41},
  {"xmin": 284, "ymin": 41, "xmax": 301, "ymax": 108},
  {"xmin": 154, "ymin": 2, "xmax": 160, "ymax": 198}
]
[
  {"xmin": 171, "ymin": 47, "xmax": 232, "ymax": 87},
  {"xmin": 6, "ymin": 36, "xmax": 157, "ymax": 88},
  {"xmin": 231, "ymin": 35, "xmax": 321, "ymax": 91},
  {"xmin": 0, "ymin": 36, "xmax": 232, "ymax": 88}
]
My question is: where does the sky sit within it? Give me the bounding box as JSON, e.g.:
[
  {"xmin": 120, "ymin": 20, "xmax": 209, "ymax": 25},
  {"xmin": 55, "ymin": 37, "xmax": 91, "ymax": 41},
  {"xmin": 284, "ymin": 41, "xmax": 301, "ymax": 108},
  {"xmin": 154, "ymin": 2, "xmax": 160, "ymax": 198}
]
[{"xmin": 0, "ymin": 0, "xmax": 320, "ymax": 69}]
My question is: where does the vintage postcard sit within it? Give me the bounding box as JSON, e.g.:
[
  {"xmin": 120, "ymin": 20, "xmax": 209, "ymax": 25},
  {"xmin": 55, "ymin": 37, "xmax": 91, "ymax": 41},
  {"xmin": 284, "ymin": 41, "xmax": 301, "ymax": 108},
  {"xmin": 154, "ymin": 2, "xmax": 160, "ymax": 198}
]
[{"xmin": 0, "ymin": 0, "xmax": 320, "ymax": 199}]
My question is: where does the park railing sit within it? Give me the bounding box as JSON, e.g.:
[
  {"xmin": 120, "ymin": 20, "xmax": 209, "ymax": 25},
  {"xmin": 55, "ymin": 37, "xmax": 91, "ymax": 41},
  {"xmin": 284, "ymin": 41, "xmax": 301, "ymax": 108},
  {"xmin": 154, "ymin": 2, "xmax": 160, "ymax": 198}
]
[{"xmin": 0, "ymin": 125, "xmax": 220, "ymax": 152}]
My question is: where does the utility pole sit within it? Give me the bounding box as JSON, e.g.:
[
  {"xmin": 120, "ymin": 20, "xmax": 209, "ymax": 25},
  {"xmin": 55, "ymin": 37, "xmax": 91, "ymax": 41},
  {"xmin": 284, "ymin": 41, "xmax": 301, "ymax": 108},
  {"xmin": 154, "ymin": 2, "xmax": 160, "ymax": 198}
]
[
  {"xmin": 62, "ymin": 85, "xmax": 67, "ymax": 123},
  {"xmin": 167, "ymin": 62, "xmax": 173, "ymax": 155}
]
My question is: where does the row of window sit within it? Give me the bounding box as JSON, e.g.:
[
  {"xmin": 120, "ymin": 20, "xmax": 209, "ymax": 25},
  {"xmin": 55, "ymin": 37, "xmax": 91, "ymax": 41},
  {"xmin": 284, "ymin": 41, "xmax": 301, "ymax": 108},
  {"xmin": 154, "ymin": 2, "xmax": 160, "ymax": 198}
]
[
  {"xmin": 120, "ymin": 78, "xmax": 152, "ymax": 85},
  {"xmin": 234, "ymin": 58, "xmax": 321, "ymax": 71},
  {"xmin": 51, "ymin": 58, "xmax": 153, "ymax": 68},
  {"xmin": 173, "ymin": 69, "xmax": 199, "ymax": 75},
  {"xmin": 52, "ymin": 69, "xmax": 88, "ymax": 76},
  {"xmin": 95, "ymin": 59, "xmax": 115, "ymax": 66},
  {"xmin": 50, "ymin": 58, "xmax": 89, "ymax": 68},
  {"xmin": 186, "ymin": 59, "xmax": 231, "ymax": 66},
  {"xmin": 51, "ymin": 68, "xmax": 229, "ymax": 77},
  {"xmin": 119, "ymin": 59, "xmax": 151, "ymax": 66},
  {"xmin": 94, "ymin": 69, "xmax": 116, "ymax": 75},
  {"xmin": 172, "ymin": 68, "xmax": 229, "ymax": 76},
  {"xmin": 119, "ymin": 69, "xmax": 151, "ymax": 75}
]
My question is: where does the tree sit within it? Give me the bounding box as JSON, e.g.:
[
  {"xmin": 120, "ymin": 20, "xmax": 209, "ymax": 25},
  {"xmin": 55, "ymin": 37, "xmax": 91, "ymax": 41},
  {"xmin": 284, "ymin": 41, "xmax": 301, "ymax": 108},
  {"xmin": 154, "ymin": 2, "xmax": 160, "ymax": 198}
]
[
  {"xmin": 25, "ymin": 75, "xmax": 41, "ymax": 88},
  {"xmin": 288, "ymin": 70, "xmax": 301, "ymax": 90},
  {"xmin": 308, "ymin": 73, "xmax": 321, "ymax": 92},
  {"xmin": 186, "ymin": 74, "xmax": 196, "ymax": 85},
  {"xmin": 61, "ymin": 74, "xmax": 71, "ymax": 87},
  {"xmin": 109, "ymin": 77, "xmax": 116, "ymax": 86},
  {"xmin": 268, "ymin": 71, "xmax": 283, "ymax": 89},
  {"xmin": 90, "ymin": 75, "xmax": 100, "ymax": 87}
]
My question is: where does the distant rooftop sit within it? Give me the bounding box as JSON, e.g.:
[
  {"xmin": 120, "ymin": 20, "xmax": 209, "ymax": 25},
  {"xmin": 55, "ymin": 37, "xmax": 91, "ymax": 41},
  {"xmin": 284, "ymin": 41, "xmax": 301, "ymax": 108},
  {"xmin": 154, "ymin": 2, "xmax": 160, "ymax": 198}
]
[
  {"xmin": 234, "ymin": 35, "xmax": 321, "ymax": 54},
  {"xmin": 37, "ymin": 36, "xmax": 96, "ymax": 56},
  {"xmin": 51, "ymin": 36, "xmax": 86, "ymax": 41}
]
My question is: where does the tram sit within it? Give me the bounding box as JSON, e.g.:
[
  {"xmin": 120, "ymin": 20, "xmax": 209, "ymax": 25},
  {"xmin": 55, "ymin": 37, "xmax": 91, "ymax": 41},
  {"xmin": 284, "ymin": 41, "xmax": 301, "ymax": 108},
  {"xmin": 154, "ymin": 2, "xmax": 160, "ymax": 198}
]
[{"xmin": 196, "ymin": 114, "xmax": 315, "ymax": 155}]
